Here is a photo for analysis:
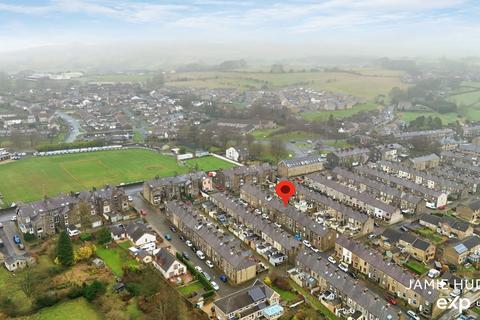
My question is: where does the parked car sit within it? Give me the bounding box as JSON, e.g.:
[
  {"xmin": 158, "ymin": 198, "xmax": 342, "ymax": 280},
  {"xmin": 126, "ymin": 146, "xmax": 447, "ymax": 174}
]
[
  {"xmin": 182, "ymin": 252, "xmax": 189, "ymax": 260},
  {"xmin": 450, "ymin": 288, "xmax": 461, "ymax": 298},
  {"xmin": 385, "ymin": 294, "xmax": 397, "ymax": 305},
  {"xmin": 196, "ymin": 250, "xmax": 206, "ymax": 260},
  {"xmin": 127, "ymin": 196, "xmax": 133, "ymax": 202},
  {"xmin": 169, "ymin": 226, "xmax": 177, "ymax": 233},
  {"xmin": 185, "ymin": 240, "xmax": 193, "ymax": 247},
  {"xmin": 18, "ymin": 243, "xmax": 25, "ymax": 250},
  {"xmin": 338, "ymin": 262, "xmax": 348, "ymax": 272},
  {"xmin": 400, "ymin": 226, "xmax": 409, "ymax": 232},
  {"xmin": 348, "ymin": 271, "xmax": 358, "ymax": 279},
  {"xmin": 219, "ymin": 274, "xmax": 228, "ymax": 283},
  {"xmin": 265, "ymin": 195, "xmax": 273, "ymax": 201},
  {"xmin": 140, "ymin": 209, "xmax": 147, "ymax": 216},
  {"xmin": 427, "ymin": 269, "xmax": 440, "ymax": 278},
  {"xmin": 210, "ymin": 281, "xmax": 220, "ymax": 291},
  {"xmin": 13, "ymin": 234, "xmax": 21, "ymax": 244},
  {"xmin": 179, "ymin": 235, "xmax": 185, "ymax": 241},
  {"xmin": 202, "ymin": 272, "xmax": 211, "ymax": 281},
  {"xmin": 164, "ymin": 234, "xmax": 172, "ymax": 241},
  {"xmin": 11, "ymin": 215, "xmax": 17, "ymax": 221},
  {"xmin": 194, "ymin": 266, "xmax": 203, "ymax": 273},
  {"xmin": 206, "ymin": 260, "xmax": 214, "ymax": 268},
  {"xmin": 0, "ymin": 222, "xmax": 3, "ymax": 228},
  {"xmin": 328, "ymin": 256, "xmax": 337, "ymax": 264},
  {"xmin": 303, "ymin": 240, "xmax": 312, "ymax": 248},
  {"xmin": 406, "ymin": 310, "xmax": 420, "ymax": 320}
]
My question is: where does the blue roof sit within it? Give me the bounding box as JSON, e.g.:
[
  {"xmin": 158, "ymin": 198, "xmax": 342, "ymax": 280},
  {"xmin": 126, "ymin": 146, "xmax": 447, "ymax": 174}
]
[
  {"xmin": 454, "ymin": 243, "xmax": 468, "ymax": 254},
  {"xmin": 262, "ymin": 304, "xmax": 284, "ymax": 317}
]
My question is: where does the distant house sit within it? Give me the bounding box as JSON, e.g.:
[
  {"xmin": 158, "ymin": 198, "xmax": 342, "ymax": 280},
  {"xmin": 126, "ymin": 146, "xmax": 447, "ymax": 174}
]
[
  {"xmin": 213, "ymin": 279, "xmax": 283, "ymax": 320},
  {"xmin": 443, "ymin": 236, "xmax": 480, "ymax": 265},
  {"xmin": 225, "ymin": 147, "xmax": 249, "ymax": 163},
  {"xmin": 418, "ymin": 214, "xmax": 473, "ymax": 240},
  {"xmin": 407, "ymin": 153, "xmax": 440, "ymax": 170},
  {"xmin": 327, "ymin": 148, "xmax": 370, "ymax": 168},
  {"xmin": 4, "ymin": 254, "xmax": 35, "ymax": 272},
  {"xmin": 126, "ymin": 222, "xmax": 156, "ymax": 248},
  {"xmin": 152, "ymin": 248, "xmax": 186, "ymax": 279},
  {"xmin": 457, "ymin": 200, "xmax": 480, "ymax": 223},
  {"xmin": 381, "ymin": 229, "xmax": 435, "ymax": 263}
]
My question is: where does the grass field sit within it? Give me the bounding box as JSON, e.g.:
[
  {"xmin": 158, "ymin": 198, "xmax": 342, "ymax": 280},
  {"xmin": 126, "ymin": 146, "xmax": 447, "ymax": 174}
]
[
  {"xmin": 0, "ymin": 149, "xmax": 235, "ymax": 206},
  {"xmin": 96, "ymin": 244, "xmax": 139, "ymax": 276},
  {"xmin": 397, "ymin": 111, "xmax": 460, "ymax": 124},
  {"xmin": 166, "ymin": 70, "xmax": 406, "ymax": 100},
  {"xmin": 22, "ymin": 298, "xmax": 103, "ymax": 320},
  {"xmin": 250, "ymin": 127, "xmax": 284, "ymax": 140},
  {"xmin": 301, "ymin": 102, "xmax": 380, "ymax": 121},
  {"xmin": 178, "ymin": 281, "xmax": 205, "ymax": 296},
  {"xmin": 79, "ymin": 73, "xmax": 152, "ymax": 83}
]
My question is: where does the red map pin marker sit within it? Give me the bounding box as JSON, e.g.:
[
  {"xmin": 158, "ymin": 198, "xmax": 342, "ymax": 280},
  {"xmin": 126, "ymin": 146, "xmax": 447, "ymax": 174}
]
[{"xmin": 275, "ymin": 180, "xmax": 296, "ymax": 207}]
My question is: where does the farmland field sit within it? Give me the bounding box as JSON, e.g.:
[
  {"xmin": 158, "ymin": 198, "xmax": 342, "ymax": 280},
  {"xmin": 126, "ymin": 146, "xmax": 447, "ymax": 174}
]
[
  {"xmin": 166, "ymin": 69, "xmax": 407, "ymax": 100},
  {"xmin": 398, "ymin": 111, "xmax": 461, "ymax": 124},
  {"xmin": 0, "ymin": 149, "xmax": 234, "ymax": 206}
]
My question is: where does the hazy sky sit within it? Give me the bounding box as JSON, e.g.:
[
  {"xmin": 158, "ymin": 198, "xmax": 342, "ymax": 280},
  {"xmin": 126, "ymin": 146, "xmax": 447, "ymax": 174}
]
[{"xmin": 1, "ymin": 0, "xmax": 480, "ymax": 56}]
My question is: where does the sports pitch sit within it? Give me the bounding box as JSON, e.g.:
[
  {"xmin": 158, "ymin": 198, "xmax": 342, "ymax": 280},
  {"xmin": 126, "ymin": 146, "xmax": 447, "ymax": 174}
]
[{"xmin": 0, "ymin": 149, "xmax": 235, "ymax": 206}]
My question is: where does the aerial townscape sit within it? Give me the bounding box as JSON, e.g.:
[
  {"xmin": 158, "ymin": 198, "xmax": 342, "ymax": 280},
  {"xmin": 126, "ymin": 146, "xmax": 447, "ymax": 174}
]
[{"xmin": 2, "ymin": 1, "xmax": 480, "ymax": 320}]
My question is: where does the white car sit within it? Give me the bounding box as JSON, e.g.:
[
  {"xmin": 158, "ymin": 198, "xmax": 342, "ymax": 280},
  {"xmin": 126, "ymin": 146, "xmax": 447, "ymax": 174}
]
[
  {"xmin": 328, "ymin": 256, "xmax": 337, "ymax": 264},
  {"xmin": 127, "ymin": 196, "xmax": 133, "ymax": 202},
  {"xmin": 406, "ymin": 310, "xmax": 420, "ymax": 320},
  {"xmin": 210, "ymin": 281, "xmax": 220, "ymax": 291},
  {"xmin": 196, "ymin": 250, "xmax": 206, "ymax": 260},
  {"xmin": 338, "ymin": 262, "xmax": 348, "ymax": 272},
  {"xmin": 194, "ymin": 266, "xmax": 203, "ymax": 273},
  {"xmin": 186, "ymin": 240, "xmax": 193, "ymax": 247},
  {"xmin": 303, "ymin": 240, "xmax": 312, "ymax": 248},
  {"xmin": 254, "ymin": 209, "xmax": 261, "ymax": 215},
  {"xmin": 427, "ymin": 269, "xmax": 440, "ymax": 278},
  {"xmin": 311, "ymin": 247, "xmax": 319, "ymax": 253},
  {"xmin": 265, "ymin": 195, "xmax": 273, "ymax": 201},
  {"xmin": 11, "ymin": 215, "xmax": 17, "ymax": 221},
  {"xmin": 206, "ymin": 260, "xmax": 214, "ymax": 268}
]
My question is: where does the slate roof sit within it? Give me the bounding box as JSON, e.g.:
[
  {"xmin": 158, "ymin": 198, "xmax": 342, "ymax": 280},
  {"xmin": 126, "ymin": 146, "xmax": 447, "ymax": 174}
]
[
  {"xmin": 126, "ymin": 222, "xmax": 153, "ymax": 243},
  {"xmin": 382, "ymin": 229, "xmax": 431, "ymax": 251},
  {"xmin": 419, "ymin": 214, "xmax": 471, "ymax": 233},
  {"xmin": 336, "ymin": 235, "xmax": 440, "ymax": 303},
  {"xmin": 154, "ymin": 247, "xmax": 179, "ymax": 271},
  {"xmin": 17, "ymin": 194, "xmax": 77, "ymax": 221},
  {"xmin": 297, "ymin": 250, "xmax": 401, "ymax": 320},
  {"xmin": 146, "ymin": 172, "xmax": 206, "ymax": 188},
  {"xmin": 279, "ymin": 155, "xmax": 325, "ymax": 168},
  {"xmin": 214, "ymin": 279, "xmax": 276, "ymax": 315}
]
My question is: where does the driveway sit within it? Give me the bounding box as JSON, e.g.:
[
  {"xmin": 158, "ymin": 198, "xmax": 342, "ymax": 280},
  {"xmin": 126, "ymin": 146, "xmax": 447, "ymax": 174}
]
[{"xmin": 130, "ymin": 193, "xmax": 256, "ymax": 297}]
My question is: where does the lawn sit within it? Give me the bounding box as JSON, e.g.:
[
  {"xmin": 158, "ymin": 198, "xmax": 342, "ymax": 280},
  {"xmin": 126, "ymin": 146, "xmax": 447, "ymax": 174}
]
[
  {"xmin": 22, "ymin": 298, "xmax": 103, "ymax": 320},
  {"xmin": 404, "ymin": 260, "xmax": 429, "ymax": 275},
  {"xmin": 166, "ymin": 70, "xmax": 407, "ymax": 100},
  {"xmin": 95, "ymin": 245, "xmax": 139, "ymax": 276},
  {"xmin": 322, "ymin": 139, "xmax": 352, "ymax": 148},
  {"xmin": 271, "ymin": 284, "xmax": 300, "ymax": 304},
  {"xmin": 301, "ymin": 102, "xmax": 380, "ymax": 121},
  {"xmin": 178, "ymin": 281, "xmax": 205, "ymax": 296},
  {"xmin": 0, "ymin": 149, "xmax": 234, "ymax": 206}
]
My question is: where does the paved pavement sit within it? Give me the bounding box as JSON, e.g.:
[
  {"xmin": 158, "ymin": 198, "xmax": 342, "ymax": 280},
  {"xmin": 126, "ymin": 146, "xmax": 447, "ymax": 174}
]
[{"xmin": 130, "ymin": 193, "xmax": 256, "ymax": 296}]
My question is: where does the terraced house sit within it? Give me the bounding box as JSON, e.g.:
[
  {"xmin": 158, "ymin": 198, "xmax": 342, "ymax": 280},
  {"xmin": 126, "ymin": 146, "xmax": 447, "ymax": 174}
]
[
  {"xmin": 418, "ymin": 214, "xmax": 473, "ymax": 240},
  {"xmin": 294, "ymin": 183, "xmax": 374, "ymax": 236},
  {"xmin": 165, "ymin": 201, "xmax": 257, "ymax": 284},
  {"xmin": 335, "ymin": 235, "xmax": 441, "ymax": 318},
  {"xmin": 215, "ymin": 163, "xmax": 275, "ymax": 192},
  {"xmin": 210, "ymin": 192, "xmax": 301, "ymax": 264},
  {"xmin": 331, "ymin": 167, "xmax": 424, "ymax": 213},
  {"xmin": 143, "ymin": 172, "xmax": 213, "ymax": 207},
  {"xmin": 381, "ymin": 229, "xmax": 436, "ymax": 263},
  {"xmin": 304, "ymin": 173, "xmax": 403, "ymax": 223},
  {"xmin": 294, "ymin": 250, "xmax": 402, "ymax": 320},
  {"xmin": 78, "ymin": 185, "xmax": 130, "ymax": 223},
  {"xmin": 240, "ymin": 184, "xmax": 336, "ymax": 251},
  {"xmin": 16, "ymin": 195, "xmax": 79, "ymax": 236}
]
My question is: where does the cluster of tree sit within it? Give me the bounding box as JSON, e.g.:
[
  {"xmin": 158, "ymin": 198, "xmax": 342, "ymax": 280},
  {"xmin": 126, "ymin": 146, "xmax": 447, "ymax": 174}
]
[
  {"xmin": 408, "ymin": 136, "xmax": 441, "ymax": 155},
  {"xmin": 408, "ymin": 115, "xmax": 443, "ymax": 131},
  {"xmin": 145, "ymin": 71, "xmax": 165, "ymax": 91},
  {"xmin": 389, "ymin": 78, "xmax": 461, "ymax": 114}
]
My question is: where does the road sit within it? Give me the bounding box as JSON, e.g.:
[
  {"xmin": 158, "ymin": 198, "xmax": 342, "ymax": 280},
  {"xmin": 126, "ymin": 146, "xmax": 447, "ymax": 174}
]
[
  {"xmin": 130, "ymin": 193, "xmax": 256, "ymax": 296},
  {"xmin": 0, "ymin": 220, "xmax": 24, "ymax": 257},
  {"xmin": 56, "ymin": 111, "xmax": 81, "ymax": 143}
]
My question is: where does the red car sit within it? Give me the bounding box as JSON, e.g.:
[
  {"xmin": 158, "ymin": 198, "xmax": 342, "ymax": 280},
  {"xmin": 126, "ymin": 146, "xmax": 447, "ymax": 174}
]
[
  {"xmin": 140, "ymin": 209, "xmax": 147, "ymax": 216},
  {"xmin": 385, "ymin": 295, "xmax": 397, "ymax": 305}
]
